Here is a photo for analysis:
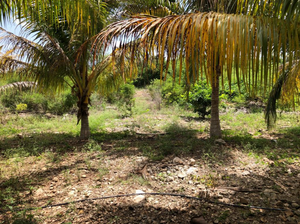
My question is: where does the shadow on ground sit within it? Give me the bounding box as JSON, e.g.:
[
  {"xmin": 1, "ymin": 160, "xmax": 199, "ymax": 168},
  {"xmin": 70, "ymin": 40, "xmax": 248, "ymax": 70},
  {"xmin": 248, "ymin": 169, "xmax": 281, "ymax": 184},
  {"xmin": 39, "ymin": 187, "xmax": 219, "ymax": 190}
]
[{"xmin": 0, "ymin": 125, "xmax": 300, "ymax": 223}]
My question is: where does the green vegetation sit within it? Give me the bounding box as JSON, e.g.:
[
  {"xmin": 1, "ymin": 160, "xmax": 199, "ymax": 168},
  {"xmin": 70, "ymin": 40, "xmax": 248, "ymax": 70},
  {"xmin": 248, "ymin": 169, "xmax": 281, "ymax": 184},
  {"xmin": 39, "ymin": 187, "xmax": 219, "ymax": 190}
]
[
  {"xmin": 116, "ymin": 82, "xmax": 136, "ymax": 118},
  {"xmin": 0, "ymin": 87, "xmax": 300, "ymax": 223},
  {"xmin": 1, "ymin": 90, "xmax": 76, "ymax": 114}
]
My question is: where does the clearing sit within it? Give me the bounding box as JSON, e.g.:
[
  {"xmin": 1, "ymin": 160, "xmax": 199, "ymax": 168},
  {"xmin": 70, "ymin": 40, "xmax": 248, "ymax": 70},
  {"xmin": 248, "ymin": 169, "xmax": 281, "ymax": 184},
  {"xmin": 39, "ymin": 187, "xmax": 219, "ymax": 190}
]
[{"xmin": 0, "ymin": 89, "xmax": 300, "ymax": 224}]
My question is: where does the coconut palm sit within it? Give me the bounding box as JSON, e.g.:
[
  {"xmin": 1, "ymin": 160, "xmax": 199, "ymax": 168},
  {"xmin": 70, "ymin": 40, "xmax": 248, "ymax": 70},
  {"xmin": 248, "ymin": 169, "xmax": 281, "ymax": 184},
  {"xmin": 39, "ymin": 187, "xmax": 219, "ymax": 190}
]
[
  {"xmin": 0, "ymin": 1, "xmax": 117, "ymax": 139},
  {"xmin": 92, "ymin": 0, "xmax": 300, "ymax": 137},
  {"xmin": 0, "ymin": 0, "xmax": 178, "ymax": 139}
]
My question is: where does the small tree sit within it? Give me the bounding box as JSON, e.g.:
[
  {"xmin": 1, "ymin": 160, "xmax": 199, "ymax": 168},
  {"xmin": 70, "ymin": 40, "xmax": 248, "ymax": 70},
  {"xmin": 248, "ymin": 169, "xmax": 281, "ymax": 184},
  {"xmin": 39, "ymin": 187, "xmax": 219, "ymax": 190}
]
[
  {"xmin": 92, "ymin": 5, "xmax": 299, "ymax": 137},
  {"xmin": 0, "ymin": 1, "xmax": 111, "ymax": 139}
]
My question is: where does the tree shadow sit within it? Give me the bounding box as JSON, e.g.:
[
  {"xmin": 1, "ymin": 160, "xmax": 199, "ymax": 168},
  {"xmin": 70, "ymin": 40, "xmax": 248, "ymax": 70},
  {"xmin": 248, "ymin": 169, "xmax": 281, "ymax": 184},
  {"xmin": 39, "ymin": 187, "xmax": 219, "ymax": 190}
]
[
  {"xmin": 180, "ymin": 115, "xmax": 210, "ymax": 122},
  {"xmin": 2, "ymin": 171, "xmax": 295, "ymax": 223},
  {"xmin": 1, "ymin": 126, "xmax": 300, "ymax": 223}
]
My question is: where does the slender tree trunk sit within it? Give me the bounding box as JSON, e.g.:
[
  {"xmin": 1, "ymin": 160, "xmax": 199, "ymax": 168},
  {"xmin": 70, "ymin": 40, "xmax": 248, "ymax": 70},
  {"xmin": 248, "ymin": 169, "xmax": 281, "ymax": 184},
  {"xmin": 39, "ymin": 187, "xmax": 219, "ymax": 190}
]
[
  {"xmin": 210, "ymin": 68, "xmax": 222, "ymax": 138},
  {"xmin": 79, "ymin": 103, "xmax": 90, "ymax": 139}
]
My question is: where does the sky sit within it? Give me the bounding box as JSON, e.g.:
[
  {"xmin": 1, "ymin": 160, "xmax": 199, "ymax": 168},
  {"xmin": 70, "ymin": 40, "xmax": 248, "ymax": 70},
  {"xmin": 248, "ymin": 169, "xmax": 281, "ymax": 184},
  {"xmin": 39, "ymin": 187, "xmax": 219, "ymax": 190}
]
[{"xmin": 2, "ymin": 19, "xmax": 22, "ymax": 35}]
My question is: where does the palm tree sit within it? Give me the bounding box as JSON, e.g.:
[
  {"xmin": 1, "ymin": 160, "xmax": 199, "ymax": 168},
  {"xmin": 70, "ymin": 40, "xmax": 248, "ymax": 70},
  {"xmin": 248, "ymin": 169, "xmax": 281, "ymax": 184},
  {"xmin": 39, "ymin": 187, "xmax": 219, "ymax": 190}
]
[
  {"xmin": 0, "ymin": 1, "xmax": 115, "ymax": 139},
  {"xmin": 92, "ymin": 0, "xmax": 300, "ymax": 138},
  {"xmin": 0, "ymin": 0, "xmax": 183, "ymax": 139}
]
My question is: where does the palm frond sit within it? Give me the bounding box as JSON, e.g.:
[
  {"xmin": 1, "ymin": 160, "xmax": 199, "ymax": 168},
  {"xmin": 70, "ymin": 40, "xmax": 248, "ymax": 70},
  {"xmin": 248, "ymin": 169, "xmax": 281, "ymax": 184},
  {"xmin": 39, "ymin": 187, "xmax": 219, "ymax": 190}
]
[
  {"xmin": 0, "ymin": 26, "xmax": 77, "ymax": 91},
  {"xmin": 183, "ymin": 0, "xmax": 238, "ymax": 13},
  {"xmin": 237, "ymin": 0, "xmax": 300, "ymax": 21},
  {"xmin": 0, "ymin": 0, "xmax": 10, "ymax": 24},
  {"xmin": 265, "ymin": 60, "xmax": 300, "ymax": 129},
  {"xmin": 0, "ymin": 81, "xmax": 37, "ymax": 93},
  {"xmin": 0, "ymin": 55, "xmax": 31, "ymax": 74},
  {"xmin": 93, "ymin": 12, "xmax": 299, "ymax": 96},
  {"xmin": 119, "ymin": 0, "xmax": 183, "ymax": 18},
  {"xmin": 2, "ymin": 0, "xmax": 107, "ymax": 36}
]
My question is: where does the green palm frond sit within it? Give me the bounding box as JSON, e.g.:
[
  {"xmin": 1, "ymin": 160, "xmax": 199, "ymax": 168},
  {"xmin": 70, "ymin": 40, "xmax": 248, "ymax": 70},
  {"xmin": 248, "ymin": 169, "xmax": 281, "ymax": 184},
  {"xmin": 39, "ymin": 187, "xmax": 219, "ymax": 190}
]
[
  {"xmin": 1, "ymin": 0, "xmax": 107, "ymax": 36},
  {"xmin": 237, "ymin": 0, "xmax": 300, "ymax": 21},
  {"xmin": 0, "ymin": 0, "xmax": 10, "ymax": 24},
  {"xmin": 0, "ymin": 81, "xmax": 37, "ymax": 92},
  {"xmin": 122, "ymin": 0, "xmax": 183, "ymax": 17},
  {"xmin": 0, "ymin": 27, "xmax": 71, "ymax": 90},
  {"xmin": 265, "ymin": 60, "xmax": 300, "ymax": 129}
]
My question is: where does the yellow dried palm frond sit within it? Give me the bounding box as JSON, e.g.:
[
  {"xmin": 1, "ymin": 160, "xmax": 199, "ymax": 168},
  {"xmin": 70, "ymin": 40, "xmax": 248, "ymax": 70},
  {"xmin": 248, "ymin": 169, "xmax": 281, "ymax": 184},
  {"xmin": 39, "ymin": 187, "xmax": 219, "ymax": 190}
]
[{"xmin": 93, "ymin": 12, "xmax": 299, "ymax": 97}]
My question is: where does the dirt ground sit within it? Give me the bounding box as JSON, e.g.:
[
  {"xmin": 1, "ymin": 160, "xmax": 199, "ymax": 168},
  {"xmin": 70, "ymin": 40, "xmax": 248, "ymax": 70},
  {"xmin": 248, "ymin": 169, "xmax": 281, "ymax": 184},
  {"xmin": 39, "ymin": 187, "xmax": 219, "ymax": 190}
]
[{"xmin": 0, "ymin": 90, "xmax": 300, "ymax": 224}]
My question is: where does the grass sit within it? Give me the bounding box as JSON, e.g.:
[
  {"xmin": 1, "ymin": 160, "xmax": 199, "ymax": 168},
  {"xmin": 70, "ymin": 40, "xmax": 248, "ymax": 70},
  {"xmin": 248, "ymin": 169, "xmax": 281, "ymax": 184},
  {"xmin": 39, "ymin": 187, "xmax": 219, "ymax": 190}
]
[
  {"xmin": 1, "ymin": 102, "xmax": 299, "ymax": 167},
  {"xmin": 0, "ymin": 89, "xmax": 300, "ymax": 223}
]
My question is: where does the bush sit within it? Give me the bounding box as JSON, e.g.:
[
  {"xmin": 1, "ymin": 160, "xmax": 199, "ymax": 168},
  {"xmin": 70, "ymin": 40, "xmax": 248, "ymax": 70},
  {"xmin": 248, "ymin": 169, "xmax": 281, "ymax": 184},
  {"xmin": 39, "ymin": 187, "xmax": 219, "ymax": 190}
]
[
  {"xmin": 116, "ymin": 82, "xmax": 135, "ymax": 117},
  {"xmin": 161, "ymin": 80, "xmax": 186, "ymax": 106},
  {"xmin": 0, "ymin": 90, "xmax": 77, "ymax": 114},
  {"xmin": 16, "ymin": 103, "xmax": 28, "ymax": 112},
  {"xmin": 133, "ymin": 68, "xmax": 161, "ymax": 88},
  {"xmin": 148, "ymin": 79, "xmax": 163, "ymax": 109},
  {"xmin": 189, "ymin": 80, "xmax": 212, "ymax": 118}
]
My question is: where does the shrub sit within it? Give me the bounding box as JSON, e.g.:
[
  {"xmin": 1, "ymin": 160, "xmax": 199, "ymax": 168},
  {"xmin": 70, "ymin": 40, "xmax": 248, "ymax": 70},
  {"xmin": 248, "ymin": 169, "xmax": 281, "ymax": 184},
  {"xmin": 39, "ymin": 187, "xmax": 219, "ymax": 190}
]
[
  {"xmin": 16, "ymin": 103, "xmax": 28, "ymax": 112},
  {"xmin": 116, "ymin": 82, "xmax": 135, "ymax": 117},
  {"xmin": 0, "ymin": 90, "xmax": 77, "ymax": 114},
  {"xmin": 133, "ymin": 68, "xmax": 161, "ymax": 88},
  {"xmin": 189, "ymin": 80, "xmax": 212, "ymax": 118},
  {"xmin": 148, "ymin": 79, "xmax": 163, "ymax": 110},
  {"xmin": 161, "ymin": 80, "xmax": 186, "ymax": 106}
]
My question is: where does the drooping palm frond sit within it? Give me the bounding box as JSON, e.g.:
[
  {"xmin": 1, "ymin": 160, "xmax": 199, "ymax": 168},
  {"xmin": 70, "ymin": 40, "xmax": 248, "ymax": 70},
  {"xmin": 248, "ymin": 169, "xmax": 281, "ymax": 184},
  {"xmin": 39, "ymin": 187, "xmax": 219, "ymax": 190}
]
[
  {"xmin": 265, "ymin": 60, "xmax": 300, "ymax": 129},
  {"xmin": 0, "ymin": 27, "xmax": 72, "ymax": 90},
  {"xmin": 237, "ymin": 0, "xmax": 300, "ymax": 21},
  {"xmin": 0, "ymin": 81, "xmax": 37, "ymax": 92},
  {"xmin": 0, "ymin": 0, "xmax": 10, "ymax": 24},
  {"xmin": 122, "ymin": 0, "xmax": 183, "ymax": 17},
  {"xmin": 93, "ymin": 12, "xmax": 299, "ymax": 97},
  {"xmin": 1, "ymin": 0, "xmax": 107, "ymax": 36},
  {"xmin": 106, "ymin": 0, "xmax": 184, "ymax": 23},
  {"xmin": 0, "ymin": 55, "xmax": 31, "ymax": 74}
]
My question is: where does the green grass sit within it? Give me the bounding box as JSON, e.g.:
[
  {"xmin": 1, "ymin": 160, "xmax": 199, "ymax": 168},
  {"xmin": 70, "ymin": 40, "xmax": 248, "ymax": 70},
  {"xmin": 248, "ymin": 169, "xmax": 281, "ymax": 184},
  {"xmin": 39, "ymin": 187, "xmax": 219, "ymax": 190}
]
[{"xmin": 0, "ymin": 88, "xmax": 300, "ymax": 223}]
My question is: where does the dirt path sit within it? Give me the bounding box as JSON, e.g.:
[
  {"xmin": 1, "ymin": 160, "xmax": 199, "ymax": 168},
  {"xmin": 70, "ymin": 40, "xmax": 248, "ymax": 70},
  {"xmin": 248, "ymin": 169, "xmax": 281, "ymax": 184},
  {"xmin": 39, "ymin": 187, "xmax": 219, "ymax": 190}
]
[{"xmin": 135, "ymin": 88, "xmax": 157, "ymax": 111}]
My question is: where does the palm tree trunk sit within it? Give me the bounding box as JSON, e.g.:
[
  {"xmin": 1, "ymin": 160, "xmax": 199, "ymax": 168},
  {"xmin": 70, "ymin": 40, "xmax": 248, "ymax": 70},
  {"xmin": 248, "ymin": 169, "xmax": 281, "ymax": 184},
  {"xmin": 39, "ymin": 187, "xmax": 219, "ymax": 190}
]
[
  {"xmin": 210, "ymin": 69, "xmax": 222, "ymax": 138},
  {"xmin": 79, "ymin": 103, "xmax": 90, "ymax": 139}
]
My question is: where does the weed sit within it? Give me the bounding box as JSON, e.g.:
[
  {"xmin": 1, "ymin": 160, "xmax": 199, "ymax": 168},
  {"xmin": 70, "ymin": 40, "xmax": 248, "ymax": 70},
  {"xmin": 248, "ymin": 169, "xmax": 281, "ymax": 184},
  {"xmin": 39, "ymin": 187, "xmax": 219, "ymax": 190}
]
[
  {"xmin": 11, "ymin": 211, "xmax": 38, "ymax": 224},
  {"xmin": 199, "ymin": 174, "xmax": 217, "ymax": 188},
  {"xmin": 142, "ymin": 146, "xmax": 164, "ymax": 161},
  {"xmin": 75, "ymin": 168, "xmax": 81, "ymax": 181},
  {"xmin": 98, "ymin": 167, "xmax": 109, "ymax": 180},
  {"xmin": 157, "ymin": 172, "xmax": 167, "ymax": 181},
  {"xmin": 44, "ymin": 151, "xmax": 60, "ymax": 163},
  {"xmin": 84, "ymin": 157, "xmax": 92, "ymax": 170},
  {"xmin": 63, "ymin": 169, "xmax": 72, "ymax": 186},
  {"xmin": 124, "ymin": 174, "xmax": 149, "ymax": 186},
  {"xmin": 84, "ymin": 139, "xmax": 102, "ymax": 152},
  {"xmin": 218, "ymin": 210, "xmax": 230, "ymax": 221}
]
